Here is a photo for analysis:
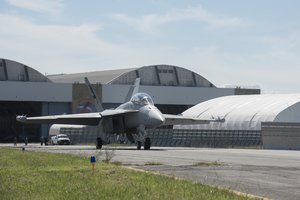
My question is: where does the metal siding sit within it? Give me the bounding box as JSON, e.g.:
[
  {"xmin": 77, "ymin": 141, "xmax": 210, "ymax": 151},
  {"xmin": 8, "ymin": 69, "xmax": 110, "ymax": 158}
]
[
  {"xmin": 48, "ymin": 65, "xmax": 216, "ymax": 87},
  {"xmin": 262, "ymin": 122, "xmax": 300, "ymax": 150},
  {"xmin": 102, "ymin": 85, "xmax": 131, "ymax": 103},
  {"xmin": 2, "ymin": 59, "xmax": 8, "ymax": 81},
  {"xmin": 276, "ymin": 102, "xmax": 300, "ymax": 123},
  {"xmin": 5, "ymin": 60, "xmax": 21, "ymax": 81},
  {"xmin": 24, "ymin": 65, "xmax": 30, "ymax": 81},
  {"xmin": 0, "ymin": 81, "xmax": 72, "ymax": 102},
  {"xmin": 102, "ymin": 84, "xmax": 234, "ymax": 105}
]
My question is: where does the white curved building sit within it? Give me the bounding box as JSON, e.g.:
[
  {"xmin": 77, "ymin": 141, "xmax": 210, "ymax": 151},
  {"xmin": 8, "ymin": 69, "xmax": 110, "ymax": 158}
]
[
  {"xmin": 175, "ymin": 94, "xmax": 300, "ymax": 131},
  {"xmin": 174, "ymin": 94, "xmax": 300, "ymax": 149}
]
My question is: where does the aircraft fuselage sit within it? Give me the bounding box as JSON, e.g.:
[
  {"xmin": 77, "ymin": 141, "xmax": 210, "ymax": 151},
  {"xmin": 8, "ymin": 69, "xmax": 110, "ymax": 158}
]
[{"xmin": 116, "ymin": 100, "xmax": 165, "ymax": 129}]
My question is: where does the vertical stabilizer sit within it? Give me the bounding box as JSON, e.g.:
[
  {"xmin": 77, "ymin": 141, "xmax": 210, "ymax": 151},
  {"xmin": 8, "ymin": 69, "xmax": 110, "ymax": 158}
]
[
  {"xmin": 132, "ymin": 78, "xmax": 140, "ymax": 96},
  {"xmin": 124, "ymin": 78, "xmax": 140, "ymax": 102},
  {"xmin": 84, "ymin": 77, "xmax": 104, "ymax": 112}
]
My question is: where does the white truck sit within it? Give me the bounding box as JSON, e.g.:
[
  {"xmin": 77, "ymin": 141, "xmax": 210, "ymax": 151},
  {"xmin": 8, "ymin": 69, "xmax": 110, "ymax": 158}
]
[{"xmin": 50, "ymin": 134, "xmax": 71, "ymax": 145}]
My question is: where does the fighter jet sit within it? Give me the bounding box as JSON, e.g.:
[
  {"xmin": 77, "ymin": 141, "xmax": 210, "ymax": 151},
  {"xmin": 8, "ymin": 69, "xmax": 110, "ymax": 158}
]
[{"xmin": 17, "ymin": 78, "xmax": 215, "ymax": 150}]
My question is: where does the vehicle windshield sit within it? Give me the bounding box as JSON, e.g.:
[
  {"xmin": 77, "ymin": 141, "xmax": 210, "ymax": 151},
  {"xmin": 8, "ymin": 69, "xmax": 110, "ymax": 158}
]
[
  {"xmin": 57, "ymin": 135, "xmax": 68, "ymax": 139},
  {"xmin": 130, "ymin": 93, "xmax": 154, "ymax": 106}
]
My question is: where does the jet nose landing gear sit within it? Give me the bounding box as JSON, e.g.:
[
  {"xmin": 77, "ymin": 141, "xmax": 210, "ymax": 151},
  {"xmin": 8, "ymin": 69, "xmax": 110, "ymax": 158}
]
[{"xmin": 136, "ymin": 125, "xmax": 151, "ymax": 150}]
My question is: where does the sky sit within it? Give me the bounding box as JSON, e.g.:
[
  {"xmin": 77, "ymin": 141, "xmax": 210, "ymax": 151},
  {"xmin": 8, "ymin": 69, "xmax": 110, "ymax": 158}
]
[{"xmin": 0, "ymin": 0, "xmax": 300, "ymax": 93}]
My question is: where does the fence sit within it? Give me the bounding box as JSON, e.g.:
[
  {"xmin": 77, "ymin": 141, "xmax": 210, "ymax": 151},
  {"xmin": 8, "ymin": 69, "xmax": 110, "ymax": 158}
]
[
  {"xmin": 148, "ymin": 129, "xmax": 261, "ymax": 148},
  {"xmin": 59, "ymin": 126, "xmax": 262, "ymax": 148}
]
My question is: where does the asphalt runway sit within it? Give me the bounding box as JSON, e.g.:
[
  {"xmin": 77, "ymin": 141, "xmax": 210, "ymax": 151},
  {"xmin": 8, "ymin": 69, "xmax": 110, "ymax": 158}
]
[{"xmin": 4, "ymin": 144, "xmax": 300, "ymax": 200}]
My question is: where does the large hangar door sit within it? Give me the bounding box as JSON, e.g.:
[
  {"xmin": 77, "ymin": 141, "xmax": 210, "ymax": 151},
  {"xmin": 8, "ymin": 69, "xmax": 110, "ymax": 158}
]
[
  {"xmin": 156, "ymin": 104, "xmax": 189, "ymax": 115},
  {"xmin": 0, "ymin": 101, "xmax": 41, "ymax": 142}
]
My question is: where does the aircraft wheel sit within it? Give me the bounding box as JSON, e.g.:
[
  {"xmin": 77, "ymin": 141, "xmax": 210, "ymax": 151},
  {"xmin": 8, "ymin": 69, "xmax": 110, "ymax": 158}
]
[
  {"xmin": 137, "ymin": 141, "xmax": 142, "ymax": 150},
  {"xmin": 96, "ymin": 137, "xmax": 103, "ymax": 149},
  {"xmin": 144, "ymin": 138, "xmax": 151, "ymax": 150}
]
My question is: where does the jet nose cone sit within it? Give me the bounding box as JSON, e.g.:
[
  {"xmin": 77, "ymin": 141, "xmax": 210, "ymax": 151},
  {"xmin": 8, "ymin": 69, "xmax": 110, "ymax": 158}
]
[{"xmin": 148, "ymin": 110, "xmax": 165, "ymax": 127}]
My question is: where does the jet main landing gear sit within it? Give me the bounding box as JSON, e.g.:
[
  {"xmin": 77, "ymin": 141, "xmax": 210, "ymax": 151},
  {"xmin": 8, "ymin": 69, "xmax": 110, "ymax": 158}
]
[
  {"xmin": 96, "ymin": 137, "xmax": 103, "ymax": 149},
  {"xmin": 137, "ymin": 141, "xmax": 142, "ymax": 150},
  {"xmin": 136, "ymin": 137, "xmax": 151, "ymax": 150},
  {"xmin": 144, "ymin": 137, "xmax": 151, "ymax": 150}
]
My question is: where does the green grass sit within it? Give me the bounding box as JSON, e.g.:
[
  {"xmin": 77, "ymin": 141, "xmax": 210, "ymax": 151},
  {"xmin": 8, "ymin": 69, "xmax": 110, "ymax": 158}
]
[
  {"xmin": 0, "ymin": 147, "xmax": 257, "ymax": 200},
  {"xmin": 144, "ymin": 161, "xmax": 164, "ymax": 166},
  {"xmin": 193, "ymin": 161, "xmax": 224, "ymax": 167}
]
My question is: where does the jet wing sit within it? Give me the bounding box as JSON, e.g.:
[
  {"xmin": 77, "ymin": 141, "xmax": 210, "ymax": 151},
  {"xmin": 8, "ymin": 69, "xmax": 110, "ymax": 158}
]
[
  {"xmin": 16, "ymin": 109, "xmax": 139, "ymax": 126},
  {"xmin": 162, "ymin": 114, "xmax": 215, "ymax": 126}
]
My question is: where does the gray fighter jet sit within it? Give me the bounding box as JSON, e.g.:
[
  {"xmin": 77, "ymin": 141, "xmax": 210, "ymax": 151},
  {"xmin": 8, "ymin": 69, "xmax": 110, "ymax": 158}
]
[{"xmin": 16, "ymin": 78, "xmax": 215, "ymax": 150}]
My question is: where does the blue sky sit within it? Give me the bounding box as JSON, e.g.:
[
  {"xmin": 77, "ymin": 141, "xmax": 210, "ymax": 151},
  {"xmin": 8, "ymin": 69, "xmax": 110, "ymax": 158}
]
[{"xmin": 0, "ymin": 0, "xmax": 300, "ymax": 93}]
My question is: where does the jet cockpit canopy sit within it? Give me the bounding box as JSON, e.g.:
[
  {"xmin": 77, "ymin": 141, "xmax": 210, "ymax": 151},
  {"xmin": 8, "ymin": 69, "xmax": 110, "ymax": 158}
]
[{"xmin": 131, "ymin": 93, "xmax": 154, "ymax": 106}]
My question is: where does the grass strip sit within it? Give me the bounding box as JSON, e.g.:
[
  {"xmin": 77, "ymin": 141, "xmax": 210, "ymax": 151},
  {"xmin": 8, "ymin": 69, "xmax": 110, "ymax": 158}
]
[{"xmin": 0, "ymin": 147, "xmax": 257, "ymax": 200}]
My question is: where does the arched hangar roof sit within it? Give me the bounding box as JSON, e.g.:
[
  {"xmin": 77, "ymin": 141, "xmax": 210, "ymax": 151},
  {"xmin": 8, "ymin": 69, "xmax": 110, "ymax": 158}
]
[
  {"xmin": 0, "ymin": 58, "xmax": 50, "ymax": 82},
  {"xmin": 175, "ymin": 94, "xmax": 300, "ymax": 131},
  {"xmin": 48, "ymin": 65, "xmax": 215, "ymax": 87}
]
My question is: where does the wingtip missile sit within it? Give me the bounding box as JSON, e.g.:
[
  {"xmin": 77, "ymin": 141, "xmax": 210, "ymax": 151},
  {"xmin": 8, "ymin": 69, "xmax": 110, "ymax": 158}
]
[{"xmin": 16, "ymin": 115, "xmax": 27, "ymax": 123}]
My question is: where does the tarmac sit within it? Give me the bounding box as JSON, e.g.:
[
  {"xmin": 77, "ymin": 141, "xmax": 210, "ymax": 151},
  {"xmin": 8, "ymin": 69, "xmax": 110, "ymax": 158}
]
[{"xmin": 2, "ymin": 143, "xmax": 300, "ymax": 200}]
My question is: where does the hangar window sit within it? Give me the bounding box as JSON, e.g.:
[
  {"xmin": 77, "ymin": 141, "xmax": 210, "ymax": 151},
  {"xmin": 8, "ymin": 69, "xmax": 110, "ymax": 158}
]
[{"xmin": 158, "ymin": 69, "xmax": 173, "ymax": 74}]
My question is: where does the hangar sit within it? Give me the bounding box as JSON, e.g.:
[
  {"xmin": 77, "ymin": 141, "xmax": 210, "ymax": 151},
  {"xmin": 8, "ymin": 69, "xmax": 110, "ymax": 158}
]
[
  {"xmin": 47, "ymin": 64, "xmax": 253, "ymax": 114},
  {"xmin": 3, "ymin": 58, "xmax": 299, "ymax": 149},
  {"xmin": 0, "ymin": 59, "xmax": 71, "ymax": 142},
  {"xmin": 174, "ymin": 94, "xmax": 300, "ymax": 149},
  {"xmin": 1, "ymin": 58, "xmax": 260, "ymax": 143}
]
